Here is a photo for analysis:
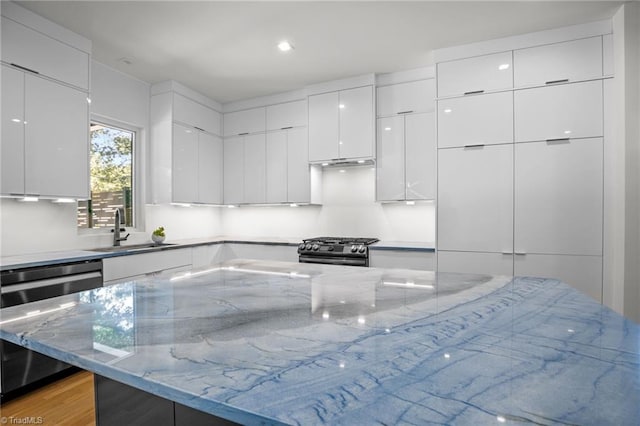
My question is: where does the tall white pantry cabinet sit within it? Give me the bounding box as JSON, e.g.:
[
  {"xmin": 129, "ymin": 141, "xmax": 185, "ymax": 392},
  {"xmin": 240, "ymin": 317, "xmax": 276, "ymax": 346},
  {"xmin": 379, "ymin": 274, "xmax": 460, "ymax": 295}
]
[{"xmin": 436, "ymin": 28, "xmax": 611, "ymax": 302}]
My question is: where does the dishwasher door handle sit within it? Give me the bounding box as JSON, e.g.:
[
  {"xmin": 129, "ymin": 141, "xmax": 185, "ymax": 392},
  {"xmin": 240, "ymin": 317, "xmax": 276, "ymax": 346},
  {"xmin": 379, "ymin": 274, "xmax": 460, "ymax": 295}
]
[{"xmin": 0, "ymin": 272, "xmax": 103, "ymax": 294}]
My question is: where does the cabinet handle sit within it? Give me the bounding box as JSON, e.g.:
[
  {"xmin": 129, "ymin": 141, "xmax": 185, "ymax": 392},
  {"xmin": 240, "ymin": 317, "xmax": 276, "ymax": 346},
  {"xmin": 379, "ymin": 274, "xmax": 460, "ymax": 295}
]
[
  {"xmin": 238, "ymin": 132, "xmax": 249, "ymax": 136},
  {"xmin": 11, "ymin": 63, "xmax": 39, "ymax": 75},
  {"xmin": 546, "ymin": 138, "xmax": 570, "ymax": 144},
  {"xmin": 501, "ymin": 251, "xmax": 512, "ymax": 255},
  {"xmin": 545, "ymin": 79, "xmax": 569, "ymax": 85},
  {"xmin": 514, "ymin": 251, "xmax": 527, "ymax": 256},
  {"xmin": 281, "ymin": 126, "xmax": 293, "ymax": 130},
  {"xmin": 194, "ymin": 126, "xmax": 204, "ymax": 132},
  {"xmin": 463, "ymin": 90, "xmax": 484, "ymax": 96},
  {"xmin": 463, "ymin": 144, "xmax": 485, "ymax": 149},
  {"xmin": 396, "ymin": 110, "xmax": 414, "ymax": 115}
]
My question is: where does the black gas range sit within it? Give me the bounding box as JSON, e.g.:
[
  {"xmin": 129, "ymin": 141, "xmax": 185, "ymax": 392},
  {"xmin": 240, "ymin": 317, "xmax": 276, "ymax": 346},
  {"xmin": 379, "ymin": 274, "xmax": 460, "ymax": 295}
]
[{"xmin": 298, "ymin": 237, "xmax": 379, "ymax": 267}]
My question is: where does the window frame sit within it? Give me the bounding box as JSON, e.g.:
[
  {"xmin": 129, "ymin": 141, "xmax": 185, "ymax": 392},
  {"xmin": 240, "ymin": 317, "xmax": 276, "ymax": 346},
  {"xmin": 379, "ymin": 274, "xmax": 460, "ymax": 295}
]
[{"xmin": 78, "ymin": 115, "xmax": 142, "ymax": 234}]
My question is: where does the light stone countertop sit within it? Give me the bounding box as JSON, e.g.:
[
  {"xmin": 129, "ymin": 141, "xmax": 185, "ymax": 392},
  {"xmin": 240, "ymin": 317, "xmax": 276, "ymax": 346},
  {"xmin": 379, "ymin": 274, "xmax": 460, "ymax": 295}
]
[{"xmin": 1, "ymin": 259, "xmax": 638, "ymax": 425}]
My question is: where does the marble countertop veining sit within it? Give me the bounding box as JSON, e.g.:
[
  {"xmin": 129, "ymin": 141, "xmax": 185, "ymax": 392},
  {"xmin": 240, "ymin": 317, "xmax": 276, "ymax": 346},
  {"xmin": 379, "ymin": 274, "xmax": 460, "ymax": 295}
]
[{"xmin": 1, "ymin": 259, "xmax": 637, "ymax": 425}]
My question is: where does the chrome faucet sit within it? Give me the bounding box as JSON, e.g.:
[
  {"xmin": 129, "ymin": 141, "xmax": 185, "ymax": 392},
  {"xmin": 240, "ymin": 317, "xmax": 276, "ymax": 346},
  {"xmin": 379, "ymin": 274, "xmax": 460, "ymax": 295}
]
[{"xmin": 112, "ymin": 208, "xmax": 130, "ymax": 246}]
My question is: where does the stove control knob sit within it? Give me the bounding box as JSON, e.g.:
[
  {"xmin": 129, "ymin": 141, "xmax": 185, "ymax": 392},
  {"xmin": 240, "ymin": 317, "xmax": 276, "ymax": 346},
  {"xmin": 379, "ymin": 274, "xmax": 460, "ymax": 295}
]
[
  {"xmin": 299, "ymin": 243, "xmax": 306, "ymax": 251},
  {"xmin": 358, "ymin": 245, "xmax": 366, "ymax": 253},
  {"xmin": 351, "ymin": 245, "xmax": 357, "ymax": 253},
  {"xmin": 328, "ymin": 246, "xmax": 334, "ymax": 251},
  {"xmin": 312, "ymin": 244, "xmax": 319, "ymax": 251},
  {"xmin": 305, "ymin": 244, "xmax": 312, "ymax": 250}
]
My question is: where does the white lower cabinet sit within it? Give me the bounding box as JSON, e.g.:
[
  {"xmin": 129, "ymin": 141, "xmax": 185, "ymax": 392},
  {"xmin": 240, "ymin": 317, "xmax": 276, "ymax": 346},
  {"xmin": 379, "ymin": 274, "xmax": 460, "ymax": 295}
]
[
  {"xmin": 514, "ymin": 138, "xmax": 603, "ymax": 256},
  {"xmin": 102, "ymin": 248, "xmax": 193, "ymax": 285},
  {"xmin": 437, "ymin": 144, "xmax": 514, "ymax": 253},
  {"xmin": 437, "ymin": 251, "xmax": 514, "ymax": 276},
  {"xmin": 191, "ymin": 244, "xmax": 224, "ymax": 268},
  {"xmin": 514, "ymin": 254, "xmax": 602, "ymax": 302},
  {"xmin": 376, "ymin": 112, "xmax": 435, "ymax": 201},
  {"xmin": 370, "ymin": 250, "xmax": 434, "ymax": 271}
]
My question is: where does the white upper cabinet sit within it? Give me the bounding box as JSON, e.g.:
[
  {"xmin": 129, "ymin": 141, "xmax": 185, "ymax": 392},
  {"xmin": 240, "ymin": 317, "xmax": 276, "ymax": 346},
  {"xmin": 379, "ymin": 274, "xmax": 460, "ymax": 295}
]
[
  {"xmin": 308, "ymin": 91, "xmax": 340, "ymax": 161},
  {"xmin": 437, "ymin": 51, "xmax": 513, "ymax": 98},
  {"xmin": 266, "ymin": 100, "xmax": 307, "ymax": 130},
  {"xmin": 513, "ymin": 36, "xmax": 603, "ymax": 87},
  {"xmin": 405, "ymin": 112, "xmax": 435, "ymax": 200},
  {"xmin": 24, "ymin": 75, "xmax": 89, "ymax": 198},
  {"xmin": 197, "ymin": 132, "xmax": 223, "ymax": 205},
  {"xmin": 514, "ymin": 138, "xmax": 603, "ymax": 256},
  {"xmin": 376, "ymin": 80, "xmax": 435, "ymax": 117},
  {"xmin": 376, "ymin": 116, "xmax": 405, "ymax": 201},
  {"xmin": 438, "ymin": 91, "xmax": 513, "ymax": 148},
  {"xmin": 308, "ymin": 86, "xmax": 374, "ymax": 162},
  {"xmin": 223, "ymin": 136, "xmax": 244, "ymax": 205},
  {"xmin": 172, "ymin": 124, "xmax": 199, "ymax": 204},
  {"xmin": 223, "ymin": 107, "xmax": 266, "ymax": 136},
  {"xmin": 286, "ymin": 127, "xmax": 311, "ymax": 203},
  {"xmin": 266, "ymin": 131, "xmax": 288, "ymax": 203},
  {"xmin": 339, "ymin": 86, "xmax": 374, "ymax": 160},
  {"xmin": 1, "ymin": 65, "xmax": 25, "ymax": 195},
  {"xmin": 438, "ymin": 144, "xmax": 514, "ymax": 253},
  {"xmin": 1, "ymin": 16, "xmax": 89, "ymax": 90},
  {"xmin": 243, "ymin": 133, "xmax": 267, "ymax": 204},
  {"xmin": 514, "ymin": 80, "xmax": 603, "ymax": 142},
  {"xmin": 173, "ymin": 93, "xmax": 222, "ymax": 136}
]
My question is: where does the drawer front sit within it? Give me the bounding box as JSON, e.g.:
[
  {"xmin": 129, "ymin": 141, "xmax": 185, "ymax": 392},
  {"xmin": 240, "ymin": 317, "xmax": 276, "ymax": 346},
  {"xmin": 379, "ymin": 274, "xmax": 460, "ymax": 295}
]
[
  {"xmin": 514, "ymin": 36, "xmax": 603, "ymax": 87},
  {"xmin": 1, "ymin": 17, "xmax": 89, "ymax": 90},
  {"xmin": 437, "ymin": 51, "xmax": 513, "ymax": 98},
  {"xmin": 438, "ymin": 91, "xmax": 513, "ymax": 148},
  {"xmin": 102, "ymin": 249, "xmax": 192, "ymax": 282},
  {"xmin": 437, "ymin": 251, "xmax": 513, "ymax": 276},
  {"xmin": 514, "ymin": 80, "xmax": 603, "ymax": 142}
]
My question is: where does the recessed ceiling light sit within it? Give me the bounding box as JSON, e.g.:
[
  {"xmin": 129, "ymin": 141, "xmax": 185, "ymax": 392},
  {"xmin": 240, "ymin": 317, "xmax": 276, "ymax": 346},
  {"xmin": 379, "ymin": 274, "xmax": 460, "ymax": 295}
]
[{"xmin": 278, "ymin": 41, "xmax": 293, "ymax": 52}]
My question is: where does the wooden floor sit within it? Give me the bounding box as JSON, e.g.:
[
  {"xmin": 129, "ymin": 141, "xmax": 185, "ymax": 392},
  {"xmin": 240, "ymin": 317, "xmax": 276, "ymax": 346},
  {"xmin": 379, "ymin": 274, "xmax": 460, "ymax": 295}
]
[{"xmin": 0, "ymin": 371, "xmax": 95, "ymax": 425}]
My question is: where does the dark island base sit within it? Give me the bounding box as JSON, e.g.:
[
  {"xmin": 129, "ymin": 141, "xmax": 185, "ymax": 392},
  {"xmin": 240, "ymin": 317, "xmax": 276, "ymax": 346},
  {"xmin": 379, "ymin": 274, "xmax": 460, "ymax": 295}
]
[{"xmin": 94, "ymin": 375, "xmax": 239, "ymax": 426}]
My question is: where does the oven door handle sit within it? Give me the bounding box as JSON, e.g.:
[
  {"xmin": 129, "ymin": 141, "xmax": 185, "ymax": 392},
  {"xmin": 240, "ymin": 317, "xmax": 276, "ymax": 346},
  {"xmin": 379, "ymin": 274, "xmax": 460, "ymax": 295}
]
[{"xmin": 0, "ymin": 272, "xmax": 102, "ymax": 294}]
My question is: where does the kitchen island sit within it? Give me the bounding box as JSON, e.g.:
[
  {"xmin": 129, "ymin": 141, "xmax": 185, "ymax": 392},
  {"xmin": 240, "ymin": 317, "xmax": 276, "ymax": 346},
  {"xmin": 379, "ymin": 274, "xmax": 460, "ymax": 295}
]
[{"xmin": 0, "ymin": 259, "xmax": 638, "ymax": 425}]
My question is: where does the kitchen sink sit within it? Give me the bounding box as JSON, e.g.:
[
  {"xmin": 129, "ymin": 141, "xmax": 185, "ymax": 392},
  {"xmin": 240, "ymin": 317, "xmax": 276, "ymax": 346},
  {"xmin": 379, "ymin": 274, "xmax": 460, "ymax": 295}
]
[{"xmin": 89, "ymin": 243, "xmax": 177, "ymax": 253}]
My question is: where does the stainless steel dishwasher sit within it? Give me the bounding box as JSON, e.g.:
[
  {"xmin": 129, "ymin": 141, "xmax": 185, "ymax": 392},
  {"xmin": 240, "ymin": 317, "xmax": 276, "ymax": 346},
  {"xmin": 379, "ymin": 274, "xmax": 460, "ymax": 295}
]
[{"xmin": 0, "ymin": 259, "xmax": 103, "ymax": 399}]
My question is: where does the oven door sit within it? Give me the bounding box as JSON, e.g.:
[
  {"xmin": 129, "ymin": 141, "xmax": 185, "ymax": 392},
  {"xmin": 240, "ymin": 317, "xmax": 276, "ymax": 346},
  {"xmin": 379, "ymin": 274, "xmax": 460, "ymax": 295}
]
[{"xmin": 299, "ymin": 254, "xmax": 368, "ymax": 267}]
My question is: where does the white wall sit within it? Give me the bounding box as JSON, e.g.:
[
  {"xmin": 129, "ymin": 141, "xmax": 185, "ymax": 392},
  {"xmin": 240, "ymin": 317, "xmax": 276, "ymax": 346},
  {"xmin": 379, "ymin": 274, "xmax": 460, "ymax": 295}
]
[{"xmin": 222, "ymin": 166, "xmax": 435, "ymax": 242}]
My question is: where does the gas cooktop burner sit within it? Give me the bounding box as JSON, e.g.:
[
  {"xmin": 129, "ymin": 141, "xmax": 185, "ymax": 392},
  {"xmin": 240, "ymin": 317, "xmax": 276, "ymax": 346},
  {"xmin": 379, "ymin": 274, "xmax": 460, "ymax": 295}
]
[{"xmin": 303, "ymin": 237, "xmax": 380, "ymax": 245}]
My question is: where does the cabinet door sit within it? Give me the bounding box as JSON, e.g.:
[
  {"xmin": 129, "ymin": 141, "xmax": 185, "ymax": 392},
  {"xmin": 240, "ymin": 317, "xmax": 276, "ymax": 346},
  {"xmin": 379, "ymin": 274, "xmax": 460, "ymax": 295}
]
[
  {"xmin": 437, "ymin": 51, "xmax": 513, "ymax": 98},
  {"xmin": 376, "ymin": 80, "xmax": 435, "ymax": 117},
  {"xmin": 1, "ymin": 66, "xmax": 25, "ymax": 195},
  {"xmin": 198, "ymin": 132, "xmax": 223, "ymax": 204},
  {"xmin": 24, "ymin": 75, "xmax": 89, "ymax": 198},
  {"xmin": 438, "ymin": 91, "xmax": 513, "ymax": 148},
  {"xmin": 287, "ymin": 128, "xmax": 310, "ymax": 203},
  {"xmin": 266, "ymin": 100, "xmax": 307, "ymax": 130},
  {"xmin": 514, "ymin": 138, "xmax": 603, "ymax": 256},
  {"xmin": 376, "ymin": 116, "xmax": 405, "ymax": 201},
  {"xmin": 406, "ymin": 112, "xmax": 435, "ymax": 200},
  {"xmin": 1, "ymin": 17, "xmax": 90, "ymax": 90},
  {"xmin": 172, "ymin": 124, "xmax": 199, "ymax": 203},
  {"xmin": 173, "ymin": 93, "xmax": 221, "ymax": 136},
  {"xmin": 514, "ymin": 254, "xmax": 602, "ymax": 302},
  {"xmin": 244, "ymin": 133, "xmax": 266, "ymax": 204},
  {"xmin": 438, "ymin": 144, "xmax": 513, "ymax": 253},
  {"xmin": 266, "ymin": 131, "xmax": 288, "ymax": 203},
  {"xmin": 223, "ymin": 107, "xmax": 265, "ymax": 137},
  {"xmin": 514, "ymin": 80, "xmax": 603, "ymax": 142},
  {"xmin": 308, "ymin": 91, "xmax": 339, "ymax": 162},
  {"xmin": 223, "ymin": 136, "xmax": 244, "ymax": 204},
  {"xmin": 513, "ymin": 36, "xmax": 603, "ymax": 87},
  {"xmin": 339, "ymin": 86, "xmax": 374, "ymax": 159},
  {"xmin": 438, "ymin": 251, "xmax": 514, "ymax": 276}
]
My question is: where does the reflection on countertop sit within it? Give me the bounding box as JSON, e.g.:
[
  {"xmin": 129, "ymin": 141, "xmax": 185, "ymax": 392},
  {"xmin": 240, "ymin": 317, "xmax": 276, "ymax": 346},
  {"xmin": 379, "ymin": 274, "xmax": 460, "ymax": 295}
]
[{"xmin": 1, "ymin": 259, "xmax": 638, "ymax": 425}]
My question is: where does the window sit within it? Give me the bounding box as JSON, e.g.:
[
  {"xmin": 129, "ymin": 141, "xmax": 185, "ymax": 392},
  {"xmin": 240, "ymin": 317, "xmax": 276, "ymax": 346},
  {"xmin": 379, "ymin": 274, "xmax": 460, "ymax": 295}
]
[{"xmin": 78, "ymin": 122, "xmax": 135, "ymax": 229}]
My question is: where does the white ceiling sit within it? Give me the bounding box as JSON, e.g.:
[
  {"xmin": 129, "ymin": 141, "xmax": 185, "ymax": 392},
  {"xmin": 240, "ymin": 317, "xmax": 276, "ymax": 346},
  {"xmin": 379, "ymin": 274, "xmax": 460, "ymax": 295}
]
[{"xmin": 17, "ymin": 1, "xmax": 622, "ymax": 104}]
